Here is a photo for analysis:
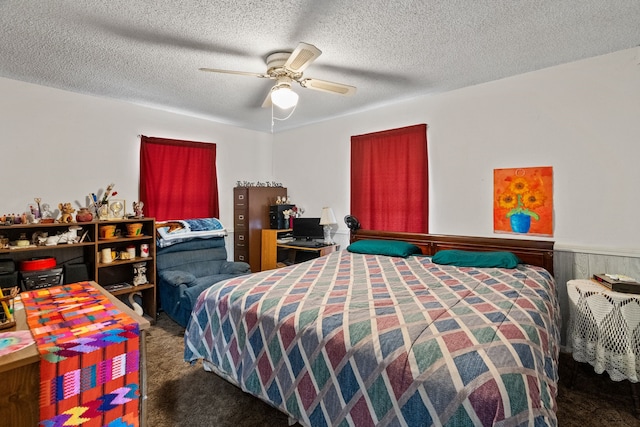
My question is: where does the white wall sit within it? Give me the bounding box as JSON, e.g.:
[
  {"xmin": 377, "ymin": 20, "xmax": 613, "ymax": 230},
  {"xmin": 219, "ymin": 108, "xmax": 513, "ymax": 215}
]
[
  {"xmin": 273, "ymin": 47, "xmax": 640, "ymax": 255},
  {"xmin": 0, "ymin": 78, "xmax": 273, "ymax": 230},
  {"xmin": 2, "ymin": 48, "xmax": 637, "ymax": 343},
  {"xmin": 1, "ymin": 47, "xmax": 638, "ymax": 256}
]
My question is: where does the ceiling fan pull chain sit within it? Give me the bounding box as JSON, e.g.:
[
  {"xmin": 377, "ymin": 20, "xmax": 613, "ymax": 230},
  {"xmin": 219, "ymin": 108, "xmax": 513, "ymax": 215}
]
[
  {"xmin": 270, "ymin": 103, "xmax": 298, "ymax": 132},
  {"xmin": 273, "ymin": 104, "xmax": 297, "ymax": 121},
  {"xmin": 271, "ymin": 106, "xmax": 275, "ymax": 133}
]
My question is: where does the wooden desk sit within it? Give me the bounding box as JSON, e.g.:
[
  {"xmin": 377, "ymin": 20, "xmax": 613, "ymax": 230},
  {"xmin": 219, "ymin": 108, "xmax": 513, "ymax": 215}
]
[
  {"xmin": 0, "ymin": 281, "xmax": 150, "ymax": 427},
  {"xmin": 0, "ymin": 297, "xmax": 40, "ymax": 427},
  {"xmin": 261, "ymin": 229, "xmax": 338, "ymax": 270}
]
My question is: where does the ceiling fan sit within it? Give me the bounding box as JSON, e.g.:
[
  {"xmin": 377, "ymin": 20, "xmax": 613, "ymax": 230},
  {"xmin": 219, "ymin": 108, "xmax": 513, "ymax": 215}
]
[{"xmin": 199, "ymin": 42, "xmax": 356, "ymax": 110}]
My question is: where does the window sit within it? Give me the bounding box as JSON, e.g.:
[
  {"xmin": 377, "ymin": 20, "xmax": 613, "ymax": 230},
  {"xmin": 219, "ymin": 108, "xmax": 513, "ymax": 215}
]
[
  {"xmin": 139, "ymin": 136, "xmax": 219, "ymax": 221},
  {"xmin": 350, "ymin": 124, "xmax": 428, "ymax": 232}
]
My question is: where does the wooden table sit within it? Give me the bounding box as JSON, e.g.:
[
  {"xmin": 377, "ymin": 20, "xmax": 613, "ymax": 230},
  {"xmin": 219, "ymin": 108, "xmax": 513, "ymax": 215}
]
[
  {"xmin": 0, "ymin": 281, "xmax": 150, "ymax": 427},
  {"xmin": 0, "ymin": 297, "xmax": 40, "ymax": 427}
]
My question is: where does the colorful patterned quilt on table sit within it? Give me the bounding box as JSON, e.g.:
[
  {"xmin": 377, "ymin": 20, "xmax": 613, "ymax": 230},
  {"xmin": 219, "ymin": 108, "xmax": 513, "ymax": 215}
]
[
  {"xmin": 21, "ymin": 282, "xmax": 140, "ymax": 427},
  {"xmin": 185, "ymin": 251, "xmax": 560, "ymax": 427}
]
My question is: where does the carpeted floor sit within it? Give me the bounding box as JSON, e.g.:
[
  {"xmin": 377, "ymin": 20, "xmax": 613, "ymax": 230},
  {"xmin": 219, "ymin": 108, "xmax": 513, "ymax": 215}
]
[{"xmin": 146, "ymin": 312, "xmax": 640, "ymax": 426}]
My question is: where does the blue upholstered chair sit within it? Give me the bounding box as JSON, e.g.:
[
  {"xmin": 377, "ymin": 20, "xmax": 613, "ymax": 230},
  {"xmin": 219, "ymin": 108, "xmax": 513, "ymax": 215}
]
[{"xmin": 156, "ymin": 237, "xmax": 250, "ymax": 327}]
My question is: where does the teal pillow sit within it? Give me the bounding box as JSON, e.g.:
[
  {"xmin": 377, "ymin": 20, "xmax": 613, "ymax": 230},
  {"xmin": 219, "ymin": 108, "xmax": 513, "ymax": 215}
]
[
  {"xmin": 347, "ymin": 239, "xmax": 422, "ymax": 258},
  {"xmin": 431, "ymin": 250, "xmax": 521, "ymax": 268}
]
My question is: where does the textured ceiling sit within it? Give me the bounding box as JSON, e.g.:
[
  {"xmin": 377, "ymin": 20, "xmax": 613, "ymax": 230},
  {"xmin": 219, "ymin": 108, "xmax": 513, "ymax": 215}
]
[{"xmin": 1, "ymin": 1, "xmax": 638, "ymax": 133}]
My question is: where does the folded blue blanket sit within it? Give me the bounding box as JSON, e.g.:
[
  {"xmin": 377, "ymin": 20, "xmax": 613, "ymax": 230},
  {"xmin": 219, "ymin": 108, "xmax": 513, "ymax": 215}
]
[
  {"xmin": 157, "ymin": 218, "xmax": 226, "ymax": 248},
  {"xmin": 183, "ymin": 218, "xmax": 224, "ymax": 232}
]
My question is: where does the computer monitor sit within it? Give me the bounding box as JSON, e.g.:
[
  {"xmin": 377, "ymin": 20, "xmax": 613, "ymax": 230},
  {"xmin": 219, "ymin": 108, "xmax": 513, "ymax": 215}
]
[{"xmin": 292, "ymin": 217, "xmax": 324, "ymax": 240}]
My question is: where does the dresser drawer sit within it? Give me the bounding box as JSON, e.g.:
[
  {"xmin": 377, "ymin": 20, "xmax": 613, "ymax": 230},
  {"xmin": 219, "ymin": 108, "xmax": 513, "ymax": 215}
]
[
  {"xmin": 234, "ymin": 232, "xmax": 247, "ymax": 246},
  {"xmin": 234, "ymin": 188, "xmax": 248, "ymax": 207},
  {"xmin": 234, "ymin": 247, "xmax": 248, "ymax": 263},
  {"xmin": 234, "ymin": 212, "xmax": 247, "ymax": 230}
]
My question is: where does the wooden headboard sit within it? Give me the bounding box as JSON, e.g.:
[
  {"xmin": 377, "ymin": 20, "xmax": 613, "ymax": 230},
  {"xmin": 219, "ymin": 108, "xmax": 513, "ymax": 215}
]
[{"xmin": 351, "ymin": 230, "xmax": 555, "ymax": 276}]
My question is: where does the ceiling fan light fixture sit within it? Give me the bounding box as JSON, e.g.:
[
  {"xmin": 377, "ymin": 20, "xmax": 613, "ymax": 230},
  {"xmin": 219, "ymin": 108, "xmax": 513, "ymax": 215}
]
[{"xmin": 271, "ymin": 85, "xmax": 299, "ymax": 109}]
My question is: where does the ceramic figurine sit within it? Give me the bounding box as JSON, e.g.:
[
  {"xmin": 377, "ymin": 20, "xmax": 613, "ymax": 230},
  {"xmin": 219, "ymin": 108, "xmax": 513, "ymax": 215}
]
[
  {"xmin": 133, "ymin": 262, "xmax": 148, "ymax": 286},
  {"xmin": 133, "ymin": 201, "xmax": 144, "ymax": 218},
  {"xmin": 127, "ymin": 292, "xmax": 144, "ymax": 316},
  {"xmin": 58, "ymin": 203, "xmax": 75, "ymax": 223},
  {"xmin": 40, "ymin": 204, "xmax": 54, "ymax": 223}
]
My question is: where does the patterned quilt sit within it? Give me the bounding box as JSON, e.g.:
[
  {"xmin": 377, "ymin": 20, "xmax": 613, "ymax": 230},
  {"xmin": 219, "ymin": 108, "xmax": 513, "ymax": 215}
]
[{"xmin": 184, "ymin": 251, "xmax": 560, "ymax": 427}]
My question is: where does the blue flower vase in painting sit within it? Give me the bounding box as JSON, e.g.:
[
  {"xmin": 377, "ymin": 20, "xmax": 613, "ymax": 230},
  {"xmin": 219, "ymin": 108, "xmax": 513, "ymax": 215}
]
[{"xmin": 510, "ymin": 213, "xmax": 531, "ymax": 233}]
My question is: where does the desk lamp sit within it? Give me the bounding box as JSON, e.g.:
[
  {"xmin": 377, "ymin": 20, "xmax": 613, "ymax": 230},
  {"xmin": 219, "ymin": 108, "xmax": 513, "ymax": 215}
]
[{"xmin": 319, "ymin": 207, "xmax": 337, "ymax": 245}]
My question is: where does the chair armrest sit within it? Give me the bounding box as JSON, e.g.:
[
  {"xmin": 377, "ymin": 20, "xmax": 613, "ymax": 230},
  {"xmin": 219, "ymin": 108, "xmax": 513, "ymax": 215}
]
[
  {"xmin": 159, "ymin": 270, "xmax": 197, "ymax": 287},
  {"xmin": 220, "ymin": 261, "xmax": 251, "ymax": 275}
]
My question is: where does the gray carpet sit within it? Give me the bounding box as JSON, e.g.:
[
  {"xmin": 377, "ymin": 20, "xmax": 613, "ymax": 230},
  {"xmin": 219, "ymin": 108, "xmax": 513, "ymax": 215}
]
[{"xmin": 146, "ymin": 312, "xmax": 640, "ymax": 426}]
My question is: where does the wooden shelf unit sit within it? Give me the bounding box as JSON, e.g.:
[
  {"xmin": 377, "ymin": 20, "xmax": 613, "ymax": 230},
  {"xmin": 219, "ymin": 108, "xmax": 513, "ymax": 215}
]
[
  {"xmin": 0, "ymin": 217, "xmax": 157, "ymax": 322},
  {"xmin": 95, "ymin": 218, "xmax": 156, "ymax": 321}
]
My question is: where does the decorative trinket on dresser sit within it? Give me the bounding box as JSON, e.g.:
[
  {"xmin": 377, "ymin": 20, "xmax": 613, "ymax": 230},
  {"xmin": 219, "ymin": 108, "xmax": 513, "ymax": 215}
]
[
  {"xmin": 132, "ymin": 262, "xmax": 148, "ymax": 286},
  {"xmin": 132, "ymin": 201, "xmax": 144, "ymax": 218},
  {"xmin": 76, "ymin": 207, "xmax": 93, "ymax": 222},
  {"xmin": 58, "ymin": 202, "xmax": 75, "ymax": 223}
]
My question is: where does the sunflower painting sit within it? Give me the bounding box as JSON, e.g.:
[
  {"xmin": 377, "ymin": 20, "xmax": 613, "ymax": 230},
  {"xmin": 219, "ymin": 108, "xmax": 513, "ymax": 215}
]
[{"xmin": 494, "ymin": 166, "xmax": 553, "ymax": 236}]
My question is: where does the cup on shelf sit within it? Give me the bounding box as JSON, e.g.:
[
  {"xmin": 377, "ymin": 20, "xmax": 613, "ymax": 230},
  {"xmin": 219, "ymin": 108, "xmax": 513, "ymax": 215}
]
[
  {"xmin": 126, "ymin": 245, "xmax": 136, "ymax": 259},
  {"xmin": 99, "ymin": 225, "xmax": 117, "ymax": 239},
  {"xmin": 140, "ymin": 244, "xmax": 149, "ymax": 258},
  {"xmin": 101, "ymin": 248, "xmax": 113, "ymax": 263}
]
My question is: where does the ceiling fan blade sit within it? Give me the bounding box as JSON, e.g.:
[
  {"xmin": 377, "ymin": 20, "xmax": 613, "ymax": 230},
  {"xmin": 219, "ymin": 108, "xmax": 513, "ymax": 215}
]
[
  {"xmin": 284, "ymin": 42, "xmax": 322, "ymax": 73},
  {"xmin": 300, "ymin": 78, "xmax": 356, "ymax": 96},
  {"xmin": 199, "ymin": 68, "xmax": 272, "ymax": 79}
]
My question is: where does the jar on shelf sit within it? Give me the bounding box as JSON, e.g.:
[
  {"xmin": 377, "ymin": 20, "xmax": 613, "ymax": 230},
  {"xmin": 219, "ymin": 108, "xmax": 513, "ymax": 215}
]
[
  {"xmin": 98, "ymin": 204, "xmax": 109, "ymax": 220},
  {"xmin": 76, "ymin": 208, "xmax": 93, "ymax": 222}
]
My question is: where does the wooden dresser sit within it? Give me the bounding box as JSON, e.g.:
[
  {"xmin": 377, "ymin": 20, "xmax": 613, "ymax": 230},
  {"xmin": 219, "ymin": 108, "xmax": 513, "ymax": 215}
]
[
  {"xmin": 0, "ymin": 300, "xmax": 40, "ymax": 427},
  {"xmin": 233, "ymin": 187, "xmax": 286, "ymax": 273}
]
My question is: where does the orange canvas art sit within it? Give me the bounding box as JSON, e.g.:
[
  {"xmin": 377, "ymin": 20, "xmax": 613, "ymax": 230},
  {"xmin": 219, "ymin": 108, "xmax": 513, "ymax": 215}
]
[{"xmin": 494, "ymin": 166, "xmax": 553, "ymax": 237}]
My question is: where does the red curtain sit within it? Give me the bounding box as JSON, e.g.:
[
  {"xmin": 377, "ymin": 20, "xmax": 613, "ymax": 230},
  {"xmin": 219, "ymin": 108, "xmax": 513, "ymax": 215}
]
[
  {"xmin": 351, "ymin": 124, "xmax": 428, "ymax": 233},
  {"xmin": 139, "ymin": 136, "xmax": 219, "ymax": 221}
]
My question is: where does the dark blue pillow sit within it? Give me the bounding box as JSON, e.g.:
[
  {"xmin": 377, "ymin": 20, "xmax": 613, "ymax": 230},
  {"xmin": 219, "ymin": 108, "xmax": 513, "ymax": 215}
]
[
  {"xmin": 431, "ymin": 250, "xmax": 520, "ymax": 268},
  {"xmin": 347, "ymin": 240, "xmax": 422, "ymax": 258}
]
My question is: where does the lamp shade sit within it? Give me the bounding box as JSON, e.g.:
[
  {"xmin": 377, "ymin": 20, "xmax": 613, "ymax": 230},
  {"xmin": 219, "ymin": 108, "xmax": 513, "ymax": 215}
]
[
  {"xmin": 271, "ymin": 86, "xmax": 299, "ymax": 109},
  {"xmin": 319, "ymin": 207, "xmax": 337, "ymax": 225}
]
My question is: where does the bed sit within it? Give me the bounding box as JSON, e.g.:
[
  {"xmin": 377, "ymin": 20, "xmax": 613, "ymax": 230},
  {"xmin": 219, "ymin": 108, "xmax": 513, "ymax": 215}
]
[{"xmin": 184, "ymin": 231, "xmax": 559, "ymax": 426}]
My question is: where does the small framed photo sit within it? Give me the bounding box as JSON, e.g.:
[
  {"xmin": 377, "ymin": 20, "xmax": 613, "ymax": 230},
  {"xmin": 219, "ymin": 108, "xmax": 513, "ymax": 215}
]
[{"xmin": 108, "ymin": 199, "xmax": 126, "ymax": 219}]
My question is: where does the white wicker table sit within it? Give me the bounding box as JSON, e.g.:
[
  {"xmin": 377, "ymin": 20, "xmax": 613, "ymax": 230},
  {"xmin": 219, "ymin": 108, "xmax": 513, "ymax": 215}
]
[
  {"xmin": 567, "ymin": 279, "xmax": 640, "ymax": 417},
  {"xmin": 567, "ymin": 279, "xmax": 640, "ymax": 382}
]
